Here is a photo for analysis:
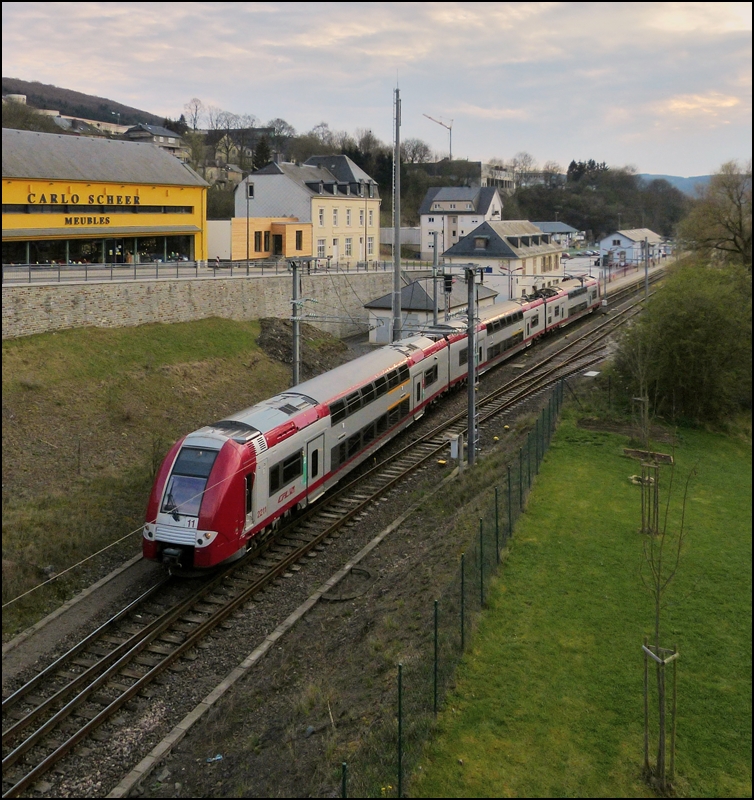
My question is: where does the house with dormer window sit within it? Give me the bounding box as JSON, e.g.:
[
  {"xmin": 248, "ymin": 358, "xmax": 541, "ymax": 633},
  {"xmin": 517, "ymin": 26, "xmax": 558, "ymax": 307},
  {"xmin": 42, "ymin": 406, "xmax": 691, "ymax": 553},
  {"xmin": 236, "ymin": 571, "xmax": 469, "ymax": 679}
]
[
  {"xmin": 123, "ymin": 124, "xmax": 189, "ymax": 162},
  {"xmin": 443, "ymin": 220, "xmax": 564, "ymax": 299},
  {"xmin": 419, "ymin": 186, "xmax": 503, "ymax": 260},
  {"xmin": 234, "ymin": 155, "xmax": 380, "ymax": 263}
]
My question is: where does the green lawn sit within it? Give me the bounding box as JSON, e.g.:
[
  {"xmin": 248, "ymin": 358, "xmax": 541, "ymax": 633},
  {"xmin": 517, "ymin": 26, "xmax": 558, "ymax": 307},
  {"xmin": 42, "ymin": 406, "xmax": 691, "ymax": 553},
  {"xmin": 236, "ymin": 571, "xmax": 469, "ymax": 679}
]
[{"xmin": 413, "ymin": 417, "xmax": 752, "ymax": 797}]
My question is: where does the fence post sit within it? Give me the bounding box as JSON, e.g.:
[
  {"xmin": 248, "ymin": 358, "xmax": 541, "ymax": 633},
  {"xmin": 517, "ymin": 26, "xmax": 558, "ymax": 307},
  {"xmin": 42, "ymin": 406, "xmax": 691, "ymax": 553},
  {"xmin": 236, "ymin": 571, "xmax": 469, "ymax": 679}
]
[
  {"xmin": 494, "ymin": 487, "xmax": 500, "ymax": 562},
  {"xmin": 643, "ymin": 636, "xmax": 650, "ymax": 774},
  {"xmin": 479, "ymin": 518, "xmax": 484, "ymax": 607},
  {"xmin": 519, "ymin": 448, "xmax": 523, "ymax": 510},
  {"xmin": 507, "ymin": 464, "xmax": 512, "ymax": 540},
  {"xmin": 398, "ymin": 663, "xmax": 403, "ymax": 799},
  {"xmin": 341, "ymin": 762, "xmax": 347, "ymax": 799},
  {"xmin": 433, "ymin": 600, "xmax": 439, "ymax": 716},
  {"xmin": 460, "ymin": 553, "xmax": 465, "ymax": 650},
  {"xmin": 527, "ymin": 433, "xmax": 532, "ymax": 489}
]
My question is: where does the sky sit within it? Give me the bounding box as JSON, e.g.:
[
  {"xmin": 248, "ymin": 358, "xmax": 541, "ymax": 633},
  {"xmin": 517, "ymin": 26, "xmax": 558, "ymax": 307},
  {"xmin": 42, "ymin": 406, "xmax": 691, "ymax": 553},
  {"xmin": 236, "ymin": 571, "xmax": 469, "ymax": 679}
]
[{"xmin": 2, "ymin": 2, "xmax": 751, "ymax": 176}]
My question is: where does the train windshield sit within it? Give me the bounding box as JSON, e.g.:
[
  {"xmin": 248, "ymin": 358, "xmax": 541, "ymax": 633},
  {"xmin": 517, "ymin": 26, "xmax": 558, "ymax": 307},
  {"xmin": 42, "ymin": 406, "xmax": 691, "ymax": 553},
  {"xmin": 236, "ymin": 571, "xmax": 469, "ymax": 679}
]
[{"xmin": 161, "ymin": 447, "xmax": 219, "ymax": 519}]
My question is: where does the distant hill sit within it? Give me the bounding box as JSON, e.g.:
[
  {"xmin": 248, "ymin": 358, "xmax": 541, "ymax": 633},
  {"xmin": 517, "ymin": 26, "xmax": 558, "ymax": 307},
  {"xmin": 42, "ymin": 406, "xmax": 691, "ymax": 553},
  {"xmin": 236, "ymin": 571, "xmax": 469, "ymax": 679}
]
[
  {"xmin": 638, "ymin": 173, "xmax": 711, "ymax": 196},
  {"xmin": 1, "ymin": 77, "xmax": 163, "ymax": 127}
]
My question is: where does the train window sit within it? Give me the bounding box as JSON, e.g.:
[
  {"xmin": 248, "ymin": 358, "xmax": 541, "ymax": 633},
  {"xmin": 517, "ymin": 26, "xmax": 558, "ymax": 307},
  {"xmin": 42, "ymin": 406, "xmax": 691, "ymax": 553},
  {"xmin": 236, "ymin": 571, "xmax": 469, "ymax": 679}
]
[
  {"xmin": 399, "ymin": 365, "xmax": 410, "ymax": 383},
  {"xmin": 376, "ymin": 413, "xmax": 389, "ymax": 435},
  {"xmin": 282, "ymin": 451, "xmax": 303, "ymax": 483},
  {"xmin": 424, "ymin": 364, "xmax": 438, "ymax": 386},
  {"xmin": 387, "ymin": 370, "xmax": 400, "ymax": 389},
  {"xmin": 161, "ymin": 447, "xmax": 219, "ymax": 519},
  {"xmin": 330, "ymin": 399, "xmax": 347, "ymax": 423},
  {"xmin": 374, "ymin": 376, "xmax": 388, "ymax": 397},
  {"xmin": 361, "ymin": 384, "xmax": 376, "ymax": 405},
  {"xmin": 171, "ymin": 447, "xmax": 218, "ymax": 479},
  {"xmin": 331, "ymin": 442, "xmax": 347, "ymax": 470},
  {"xmin": 555, "ymin": 306, "xmax": 560, "ymax": 317},
  {"xmin": 363, "ymin": 421, "xmax": 376, "ymax": 445},
  {"xmin": 346, "ymin": 392, "xmax": 361, "ymax": 415},
  {"xmin": 531, "ymin": 314, "xmax": 539, "ymax": 327},
  {"xmin": 310, "ymin": 450, "xmax": 319, "ymax": 479},
  {"xmin": 459, "ymin": 347, "xmax": 468, "ymax": 366},
  {"xmin": 269, "ymin": 463, "xmax": 282, "ymax": 494},
  {"xmin": 245, "ymin": 474, "xmax": 253, "ymax": 515},
  {"xmin": 347, "ymin": 433, "xmax": 361, "ymax": 458}
]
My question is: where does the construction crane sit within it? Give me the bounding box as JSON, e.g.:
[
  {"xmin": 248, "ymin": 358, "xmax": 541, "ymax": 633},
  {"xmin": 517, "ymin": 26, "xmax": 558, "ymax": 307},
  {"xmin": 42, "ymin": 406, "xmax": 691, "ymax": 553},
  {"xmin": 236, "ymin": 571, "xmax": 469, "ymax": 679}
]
[{"xmin": 423, "ymin": 113, "xmax": 453, "ymax": 161}]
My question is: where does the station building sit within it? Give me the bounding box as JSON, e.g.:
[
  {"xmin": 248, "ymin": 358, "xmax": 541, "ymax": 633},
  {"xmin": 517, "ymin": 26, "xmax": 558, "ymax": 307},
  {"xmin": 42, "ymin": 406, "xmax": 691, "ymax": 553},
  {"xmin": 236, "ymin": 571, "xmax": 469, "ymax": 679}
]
[{"xmin": 2, "ymin": 128, "xmax": 208, "ymax": 265}]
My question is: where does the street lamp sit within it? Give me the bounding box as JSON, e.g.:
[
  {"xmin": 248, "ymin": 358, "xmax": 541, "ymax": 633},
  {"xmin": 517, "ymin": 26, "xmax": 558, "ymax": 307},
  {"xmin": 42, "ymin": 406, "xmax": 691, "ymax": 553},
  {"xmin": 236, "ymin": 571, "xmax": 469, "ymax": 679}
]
[{"xmin": 111, "ymin": 111, "xmax": 121, "ymax": 128}]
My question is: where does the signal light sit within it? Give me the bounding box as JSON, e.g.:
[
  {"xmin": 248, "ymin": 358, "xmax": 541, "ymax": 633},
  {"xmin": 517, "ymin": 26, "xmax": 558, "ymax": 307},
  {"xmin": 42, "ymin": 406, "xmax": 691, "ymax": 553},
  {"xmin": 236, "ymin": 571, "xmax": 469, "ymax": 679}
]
[{"xmin": 443, "ymin": 274, "xmax": 453, "ymax": 293}]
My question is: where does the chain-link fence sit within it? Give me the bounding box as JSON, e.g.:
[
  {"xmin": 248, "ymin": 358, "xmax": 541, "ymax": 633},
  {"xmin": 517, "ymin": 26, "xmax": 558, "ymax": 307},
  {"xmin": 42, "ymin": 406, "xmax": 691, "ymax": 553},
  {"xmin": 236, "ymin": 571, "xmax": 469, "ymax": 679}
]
[{"xmin": 341, "ymin": 381, "xmax": 564, "ymax": 798}]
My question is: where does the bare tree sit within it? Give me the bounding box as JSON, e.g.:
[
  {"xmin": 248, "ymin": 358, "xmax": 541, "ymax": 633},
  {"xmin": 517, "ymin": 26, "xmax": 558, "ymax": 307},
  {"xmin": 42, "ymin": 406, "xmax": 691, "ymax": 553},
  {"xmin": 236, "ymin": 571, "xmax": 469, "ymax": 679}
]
[
  {"xmin": 511, "ymin": 151, "xmax": 538, "ymax": 188},
  {"xmin": 266, "ymin": 117, "xmax": 296, "ymax": 156},
  {"xmin": 542, "ymin": 160, "xmax": 563, "ymax": 188},
  {"xmin": 184, "ymin": 98, "xmax": 204, "ymax": 131},
  {"xmin": 639, "ymin": 462, "xmax": 695, "ymax": 794},
  {"xmin": 402, "ymin": 137, "xmax": 433, "ymax": 163},
  {"xmin": 310, "ymin": 121, "xmax": 335, "ymax": 147}
]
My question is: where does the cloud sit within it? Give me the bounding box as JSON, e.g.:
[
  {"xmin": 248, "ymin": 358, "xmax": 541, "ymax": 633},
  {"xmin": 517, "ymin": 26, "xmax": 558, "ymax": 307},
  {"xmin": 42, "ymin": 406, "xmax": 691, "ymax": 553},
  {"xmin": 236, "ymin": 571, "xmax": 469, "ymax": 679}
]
[{"xmin": 1, "ymin": 1, "xmax": 751, "ymax": 175}]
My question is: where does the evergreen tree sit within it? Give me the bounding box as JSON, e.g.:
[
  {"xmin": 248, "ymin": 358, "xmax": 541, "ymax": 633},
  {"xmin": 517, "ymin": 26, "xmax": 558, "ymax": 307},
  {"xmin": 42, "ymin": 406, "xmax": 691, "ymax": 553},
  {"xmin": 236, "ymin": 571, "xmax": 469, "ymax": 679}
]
[{"xmin": 252, "ymin": 136, "xmax": 272, "ymax": 170}]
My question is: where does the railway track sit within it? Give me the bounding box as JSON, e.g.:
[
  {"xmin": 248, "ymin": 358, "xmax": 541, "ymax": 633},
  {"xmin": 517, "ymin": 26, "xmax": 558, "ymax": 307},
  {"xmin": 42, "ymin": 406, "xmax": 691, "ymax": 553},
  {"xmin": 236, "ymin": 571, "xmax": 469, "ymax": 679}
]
[{"xmin": 1, "ymin": 277, "xmax": 656, "ymax": 797}]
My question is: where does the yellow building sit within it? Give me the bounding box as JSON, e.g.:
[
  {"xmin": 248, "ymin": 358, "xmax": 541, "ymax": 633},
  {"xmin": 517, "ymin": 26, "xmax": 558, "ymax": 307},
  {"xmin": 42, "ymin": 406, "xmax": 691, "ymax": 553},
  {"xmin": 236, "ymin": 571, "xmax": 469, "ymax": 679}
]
[
  {"xmin": 236, "ymin": 155, "xmax": 380, "ymax": 265},
  {"xmin": 2, "ymin": 129, "xmax": 208, "ymax": 265},
  {"xmin": 230, "ymin": 217, "xmax": 312, "ymax": 260}
]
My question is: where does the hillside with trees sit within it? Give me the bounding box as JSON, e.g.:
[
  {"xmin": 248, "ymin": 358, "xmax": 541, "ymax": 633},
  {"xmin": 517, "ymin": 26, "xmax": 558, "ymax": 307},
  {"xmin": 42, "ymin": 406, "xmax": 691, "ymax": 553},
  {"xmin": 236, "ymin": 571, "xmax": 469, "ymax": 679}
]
[{"xmin": 1, "ymin": 77, "xmax": 163, "ymax": 126}]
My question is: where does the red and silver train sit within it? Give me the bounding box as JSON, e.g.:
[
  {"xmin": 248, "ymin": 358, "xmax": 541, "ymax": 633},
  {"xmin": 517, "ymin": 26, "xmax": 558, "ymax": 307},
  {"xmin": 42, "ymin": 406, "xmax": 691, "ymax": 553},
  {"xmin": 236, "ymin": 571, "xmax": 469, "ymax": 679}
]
[{"xmin": 144, "ymin": 275, "xmax": 600, "ymax": 569}]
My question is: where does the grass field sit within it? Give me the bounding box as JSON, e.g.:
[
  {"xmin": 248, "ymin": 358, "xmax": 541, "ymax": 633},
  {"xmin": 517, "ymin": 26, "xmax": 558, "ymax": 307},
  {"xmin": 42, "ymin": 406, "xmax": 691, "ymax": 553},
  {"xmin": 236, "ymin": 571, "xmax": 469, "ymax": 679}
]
[
  {"xmin": 1, "ymin": 319, "xmax": 304, "ymax": 636},
  {"xmin": 412, "ymin": 413, "xmax": 752, "ymax": 798}
]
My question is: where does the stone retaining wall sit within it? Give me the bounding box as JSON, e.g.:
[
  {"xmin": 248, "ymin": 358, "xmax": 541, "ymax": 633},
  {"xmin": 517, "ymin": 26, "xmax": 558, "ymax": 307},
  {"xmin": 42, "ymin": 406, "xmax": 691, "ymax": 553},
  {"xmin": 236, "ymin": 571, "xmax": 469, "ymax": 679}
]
[{"xmin": 2, "ymin": 272, "xmax": 397, "ymax": 340}]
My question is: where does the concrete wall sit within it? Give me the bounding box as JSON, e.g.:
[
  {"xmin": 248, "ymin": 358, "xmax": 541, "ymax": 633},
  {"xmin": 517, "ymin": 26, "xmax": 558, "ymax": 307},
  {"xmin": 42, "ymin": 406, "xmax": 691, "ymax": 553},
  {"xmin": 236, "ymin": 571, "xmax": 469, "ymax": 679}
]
[{"xmin": 2, "ymin": 271, "xmax": 397, "ymax": 340}]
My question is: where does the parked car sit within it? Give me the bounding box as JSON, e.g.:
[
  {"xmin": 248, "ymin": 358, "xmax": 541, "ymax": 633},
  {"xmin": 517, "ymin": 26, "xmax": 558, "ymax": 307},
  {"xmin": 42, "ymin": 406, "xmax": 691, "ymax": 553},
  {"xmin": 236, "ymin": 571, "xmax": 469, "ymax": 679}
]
[{"xmin": 561, "ymin": 252, "xmax": 572, "ymax": 260}]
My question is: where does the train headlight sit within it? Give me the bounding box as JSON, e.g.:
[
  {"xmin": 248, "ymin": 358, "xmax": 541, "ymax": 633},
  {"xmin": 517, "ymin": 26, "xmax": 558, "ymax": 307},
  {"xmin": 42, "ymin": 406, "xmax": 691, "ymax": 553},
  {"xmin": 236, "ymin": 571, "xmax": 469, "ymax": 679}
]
[
  {"xmin": 143, "ymin": 524, "xmax": 155, "ymax": 540},
  {"xmin": 195, "ymin": 530, "xmax": 218, "ymax": 547}
]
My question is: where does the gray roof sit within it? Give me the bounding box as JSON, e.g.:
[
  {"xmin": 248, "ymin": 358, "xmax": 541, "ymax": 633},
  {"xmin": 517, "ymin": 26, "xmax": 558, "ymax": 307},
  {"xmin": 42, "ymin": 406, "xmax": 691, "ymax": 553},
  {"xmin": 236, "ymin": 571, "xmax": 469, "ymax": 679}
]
[
  {"xmin": 304, "ymin": 155, "xmax": 375, "ymax": 185},
  {"xmin": 365, "ymin": 277, "xmax": 496, "ymax": 310},
  {"xmin": 419, "ymin": 186, "xmax": 499, "ymax": 215},
  {"xmin": 533, "ymin": 221, "xmax": 579, "ymax": 234},
  {"xmin": 444, "ymin": 220, "xmax": 562, "ymax": 259},
  {"xmin": 253, "ymin": 157, "xmax": 379, "ymax": 197},
  {"xmin": 2, "ymin": 128, "xmax": 207, "ymax": 186},
  {"xmin": 125, "ymin": 123, "xmax": 182, "ymax": 139}
]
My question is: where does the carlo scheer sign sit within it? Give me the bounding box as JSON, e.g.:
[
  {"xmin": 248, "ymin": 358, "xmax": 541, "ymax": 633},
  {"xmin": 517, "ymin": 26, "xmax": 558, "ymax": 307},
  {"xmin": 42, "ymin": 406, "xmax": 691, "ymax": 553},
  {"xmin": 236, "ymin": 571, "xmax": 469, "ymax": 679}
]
[{"xmin": 26, "ymin": 192, "xmax": 142, "ymax": 228}]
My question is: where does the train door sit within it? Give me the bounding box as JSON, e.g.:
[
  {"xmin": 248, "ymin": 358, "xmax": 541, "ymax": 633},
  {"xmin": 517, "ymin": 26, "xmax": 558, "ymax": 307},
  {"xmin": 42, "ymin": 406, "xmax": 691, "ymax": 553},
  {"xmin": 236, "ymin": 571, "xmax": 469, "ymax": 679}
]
[
  {"xmin": 413, "ymin": 374, "xmax": 424, "ymax": 420},
  {"xmin": 253, "ymin": 457, "xmax": 267, "ymax": 530},
  {"xmin": 244, "ymin": 473, "xmax": 254, "ymax": 532},
  {"xmin": 306, "ymin": 434, "xmax": 325, "ymax": 503}
]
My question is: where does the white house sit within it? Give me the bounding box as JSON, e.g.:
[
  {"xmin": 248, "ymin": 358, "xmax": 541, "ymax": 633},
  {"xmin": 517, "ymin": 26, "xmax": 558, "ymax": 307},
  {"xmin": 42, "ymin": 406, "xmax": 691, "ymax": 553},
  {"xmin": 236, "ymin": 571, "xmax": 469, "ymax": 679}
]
[
  {"xmin": 443, "ymin": 220, "xmax": 565, "ymax": 299},
  {"xmin": 419, "ymin": 186, "xmax": 503, "ymax": 260},
  {"xmin": 599, "ymin": 228, "xmax": 662, "ymax": 266}
]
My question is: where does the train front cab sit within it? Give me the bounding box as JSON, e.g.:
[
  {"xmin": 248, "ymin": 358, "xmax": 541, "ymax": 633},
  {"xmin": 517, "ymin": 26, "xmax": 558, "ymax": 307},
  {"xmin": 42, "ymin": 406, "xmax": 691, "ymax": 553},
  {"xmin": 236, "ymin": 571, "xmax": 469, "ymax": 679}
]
[{"xmin": 144, "ymin": 435, "xmax": 251, "ymax": 569}]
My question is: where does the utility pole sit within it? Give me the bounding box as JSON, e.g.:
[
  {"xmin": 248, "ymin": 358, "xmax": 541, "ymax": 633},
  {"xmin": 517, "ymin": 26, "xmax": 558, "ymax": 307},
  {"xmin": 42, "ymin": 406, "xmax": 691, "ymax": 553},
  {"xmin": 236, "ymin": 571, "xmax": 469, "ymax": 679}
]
[
  {"xmin": 423, "ymin": 113, "xmax": 453, "ymax": 161},
  {"xmin": 246, "ymin": 181, "xmax": 250, "ymax": 276},
  {"xmin": 432, "ymin": 231, "xmax": 439, "ymax": 326},
  {"xmin": 290, "ymin": 260, "xmax": 301, "ymax": 386},
  {"xmin": 644, "ymin": 236, "xmax": 649, "ymax": 301},
  {"xmin": 466, "ymin": 266, "xmax": 478, "ymax": 466},
  {"xmin": 392, "ymin": 87, "xmax": 402, "ymax": 342}
]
